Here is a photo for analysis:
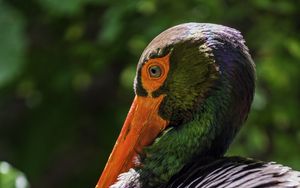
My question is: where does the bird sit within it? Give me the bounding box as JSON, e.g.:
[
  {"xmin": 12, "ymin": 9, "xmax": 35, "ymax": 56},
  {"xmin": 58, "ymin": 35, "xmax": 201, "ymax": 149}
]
[{"xmin": 96, "ymin": 23, "xmax": 300, "ymax": 188}]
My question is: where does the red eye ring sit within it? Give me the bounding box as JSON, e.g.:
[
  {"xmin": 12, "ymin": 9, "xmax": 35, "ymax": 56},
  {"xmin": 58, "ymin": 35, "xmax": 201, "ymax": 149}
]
[{"xmin": 141, "ymin": 53, "xmax": 170, "ymax": 93}]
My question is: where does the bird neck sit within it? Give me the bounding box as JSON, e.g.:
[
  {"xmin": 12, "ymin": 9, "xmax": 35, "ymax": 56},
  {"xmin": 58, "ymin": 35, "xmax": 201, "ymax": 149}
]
[{"xmin": 137, "ymin": 83, "xmax": 239, "ymax": 187}]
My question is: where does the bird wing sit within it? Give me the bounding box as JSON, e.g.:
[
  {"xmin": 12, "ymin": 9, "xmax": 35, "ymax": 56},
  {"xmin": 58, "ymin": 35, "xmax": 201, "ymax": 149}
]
[{"xmin": 164, "ymin": 157, "xmax": 300, "ymax": 188}]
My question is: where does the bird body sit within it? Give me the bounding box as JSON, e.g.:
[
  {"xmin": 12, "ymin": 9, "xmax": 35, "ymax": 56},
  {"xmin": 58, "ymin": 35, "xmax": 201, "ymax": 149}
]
[{"xmin": 96, "ymin": 23, "xmax": 300, "ymax": 188}]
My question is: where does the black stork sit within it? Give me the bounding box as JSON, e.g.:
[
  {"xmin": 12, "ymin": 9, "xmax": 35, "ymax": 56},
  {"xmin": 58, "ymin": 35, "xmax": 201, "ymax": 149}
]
[{"xmin": 96, "ymin": 23, "xmax": 300, "ymax": 188}]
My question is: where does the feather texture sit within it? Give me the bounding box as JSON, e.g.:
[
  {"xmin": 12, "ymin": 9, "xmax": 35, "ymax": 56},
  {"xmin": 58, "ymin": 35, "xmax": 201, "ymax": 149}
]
[{"xmin": 165, "ymin": 157, "xmax": 300, "ymax": 188}]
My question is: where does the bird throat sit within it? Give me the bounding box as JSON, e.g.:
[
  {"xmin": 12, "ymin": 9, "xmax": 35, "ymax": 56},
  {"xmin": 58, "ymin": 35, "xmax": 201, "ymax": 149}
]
[{"xmin": 136, "ymin": 86, "xmax": 235, "ymax": 187}]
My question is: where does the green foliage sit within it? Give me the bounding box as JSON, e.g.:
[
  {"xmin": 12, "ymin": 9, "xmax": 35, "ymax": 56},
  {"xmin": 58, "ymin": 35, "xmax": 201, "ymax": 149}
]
[
  {"xmin": 0, "ymin": 162, "xmax": 29, "ymax": 188},
  {"xmin": 0, "ymin": 0, "xmax": 299, "ymax": 187},
  {"xmin": 0, "ymin": 1, "xmax": 25, "ymax": 88}
]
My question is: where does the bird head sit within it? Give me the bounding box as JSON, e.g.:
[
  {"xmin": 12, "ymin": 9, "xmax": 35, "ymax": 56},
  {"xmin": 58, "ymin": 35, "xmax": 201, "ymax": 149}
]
[{"xmin": 97, "ymin": 23, "xmax": 255, "ymax": 188}]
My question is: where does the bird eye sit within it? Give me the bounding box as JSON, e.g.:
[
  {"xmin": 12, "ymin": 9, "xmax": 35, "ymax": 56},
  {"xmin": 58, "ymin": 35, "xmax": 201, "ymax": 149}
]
[{"xmin": 148, "ymin": 65, "xmax": 162, "ymax": 78}]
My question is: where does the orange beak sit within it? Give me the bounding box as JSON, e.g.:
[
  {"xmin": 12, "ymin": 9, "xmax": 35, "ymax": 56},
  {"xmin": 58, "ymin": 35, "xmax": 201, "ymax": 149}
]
[{"xmin": 96, "ymin": 95, "xmax": 168, "ymax": 188}]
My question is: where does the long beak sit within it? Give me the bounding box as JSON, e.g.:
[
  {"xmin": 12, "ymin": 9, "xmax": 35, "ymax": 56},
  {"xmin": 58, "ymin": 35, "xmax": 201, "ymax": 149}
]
[{"xmin": 96, "ymin": 95, "xmax": 168, "ymax": 188}]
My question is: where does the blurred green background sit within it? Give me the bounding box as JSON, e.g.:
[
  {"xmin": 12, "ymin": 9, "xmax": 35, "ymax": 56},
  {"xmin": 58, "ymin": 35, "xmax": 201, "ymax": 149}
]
[{"xmin": 0, "ymin": 0, "xmax": 299, "ymax": 187}]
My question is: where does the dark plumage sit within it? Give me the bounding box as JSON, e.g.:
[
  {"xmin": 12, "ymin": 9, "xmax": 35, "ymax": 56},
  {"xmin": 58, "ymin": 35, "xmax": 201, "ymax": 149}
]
[
  {"xmin": 166, "ymin": 157, "xmax": 300, "ymax": 188},
  {"xmin": 97, "ymin": 23, "xmax": 300, "ymax": 188}
]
